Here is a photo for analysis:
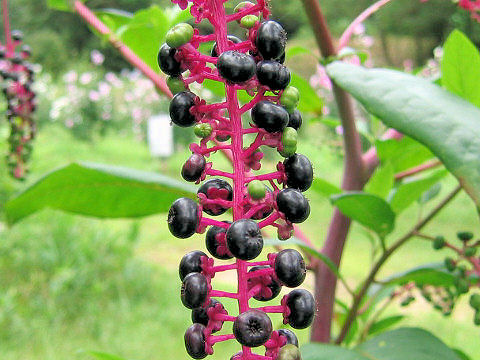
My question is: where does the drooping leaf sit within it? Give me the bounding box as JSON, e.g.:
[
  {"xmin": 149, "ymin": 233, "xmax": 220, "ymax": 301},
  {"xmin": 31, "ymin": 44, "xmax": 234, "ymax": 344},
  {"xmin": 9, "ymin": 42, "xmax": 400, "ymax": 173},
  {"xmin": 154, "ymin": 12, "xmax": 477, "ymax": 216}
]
[
  {"xmin": 368, "ymin": 315, "xmax": 405, "ymax": 336},
  {"xmin": 330, "ymin": 192, "xmax": 396, "ymax": 237},
  {"xmin": 327, "ymin": 62, "xmax": 480, "ymax": 207},
  {"xmin": 290, "ymin": 72, "xmax": 323, "ymax": 114},
  {"xmin": 365, "ymin": 162, "xmax": 394, "ymax": 199},
  {"xmin": 302, "ymin": 343, "xmax": 368, "ymax": 360},
  {"xmin": 379, "ymin": 263, "xmax": 456, "ymax": 287},
  {"xmin": 47, "ymin": 0, "xmax": 73, "ymax": 11},
  {"xmin": 452, "ymin": 349, "xmax": 472, "ymax": 360},
  {"xmin": 310, "ymin": 177, "xmax": 341, "ymax": 197},
  {"xmin": 442, "ymin": 30, "xmax": 480, "ymax": 108},
  {"xmin": 5, "ymin": 162, "xmax": 196, "ymax": 225}
]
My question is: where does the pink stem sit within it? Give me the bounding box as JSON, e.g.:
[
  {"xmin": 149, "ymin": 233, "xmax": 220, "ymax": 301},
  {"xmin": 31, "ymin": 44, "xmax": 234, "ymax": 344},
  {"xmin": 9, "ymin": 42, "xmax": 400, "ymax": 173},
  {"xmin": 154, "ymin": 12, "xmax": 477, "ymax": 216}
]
[
  {"xmin": 205, "ymin": 168, "xmax": 234, "ymax": 179},
  {"xmin": 210, "ymin": 290, "xmax": 239, "ymax": 299},
  {"xmin": 258, "ymin": 212, "xmax": 281, "ymax": 229},
  {"xmin": 395, "ymin": 160, "xmax": 441, "ymax": 180},
  {"xmin": 200, "ymin": 217, "xmax": 230, "ymax": 228},
  {"xmin": 209, "ymin": 263, "xmax": 238, "ymax": 272},
  {"xmin": 246, "ymin": 267, "xmax": 274, "ymax": 278},
  {"xmin": 214, "ymin": 313, "xmax": 237, "ymax": 322},
  {"xmin": 2, "ymin": 0, "xmax": 13, "ymax": 53},
  {"xmin": 246, "ymin": 172, "xmax": 283, "ymax": 183},
  {"xmin": 208, "ymin": 334, "xmax": 236, "ymax": 344},
  {"xmin": 255, "ymin": 306, "xmax": 284, "ymax": 313},
  {"xmin": 248, "ymin": 283, "xmax": 263, "ymax": 299}
]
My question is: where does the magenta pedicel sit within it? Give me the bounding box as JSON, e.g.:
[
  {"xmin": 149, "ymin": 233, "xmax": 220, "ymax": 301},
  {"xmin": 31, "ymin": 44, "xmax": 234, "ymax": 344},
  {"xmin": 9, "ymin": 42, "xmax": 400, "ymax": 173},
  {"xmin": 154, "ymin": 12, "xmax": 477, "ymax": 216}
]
[{"xmin": 159, "ymin": 0, "xmax": 315, "ymax": 358}]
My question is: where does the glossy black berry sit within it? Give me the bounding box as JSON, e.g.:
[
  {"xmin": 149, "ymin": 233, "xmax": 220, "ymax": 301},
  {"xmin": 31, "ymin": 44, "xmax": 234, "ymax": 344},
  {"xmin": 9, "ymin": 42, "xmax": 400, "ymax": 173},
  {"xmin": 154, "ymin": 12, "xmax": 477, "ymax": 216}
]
[
  {"xmin": 181, "ymin": 272, "xmax": 209, "ymax": 309},
  {"xmin": 198, "ymin": 179, "xmax": 233, "ymax": 216},
  {"xmin": 191, "ymin": 298, "xmax": 222, "ymax": 326},
  {"xmin": 217, "ymin": 50, "xmax": 256, "ymax": 84},
  {"xmin": 247, "ymin": 266, "xmax": 282, "ymax": 301},
  {"xmin": 285, "ymin": 289, "xmax": 315, "ymax": 329},
  {"xmin": 256, "ymin": 60, "xmax": 290, "ymax": 90},
  {"xmin": 288, "ymin": 110, "xmax": 302, "ymax": 130},
  {"xmin": 211, "ymin": 35, "xmax": 242, "ymax": 57},
  {"xmin": 169, "ymin": 91, "xmax": 197, "ymax": 127},
  {"xmin": 256, "ymin": 21, "xmax": 287, "ymax": 60},
  {"xmin": 277, "ymin": 329, "xmax": 299, "ymax": 347},
  {"xmin": 185, "ymin": 323, "xmax": 207, "ymax": 359},
  {"xmin": 158, "ymin": 43, "xmax": 182, "ymax": 76},
  {"xmin": 276, "ymin": 188, "xmax": 310, "ymax": 223},
  {"xmin": 284, "ymin": 154, "xmax": 313, "ymax": 192},
  {"xmin": 12, "ymin": 30, "xmax": 23, "ymax": 42},
  {"xmin": 274, "ymin": 249, "xmax": 306, "ymax": 287},
  {"xmin": 179, "ymin": 250, "xmax": 207, "ymax": 281},
  {"xmin": 226, "ymin": 219, "xmax": 263, "ymax": 260},
  {"xmin": 233, "ymin": 309, "xmax": 273, "ymax": 347},
  {"xmin": 182, "ymin": 153, "xmax": 206, "ymax": 182},
  {"xmin": 168, "ymin": 197, "xmax": 199, "ymax": 238},
  {"xmin": 206, "ymin": 224, "xmax": 233, "ymax": 260},
  {"xmin": 252, "ymin": 101, "xmax": 289, "ymax": 133}
]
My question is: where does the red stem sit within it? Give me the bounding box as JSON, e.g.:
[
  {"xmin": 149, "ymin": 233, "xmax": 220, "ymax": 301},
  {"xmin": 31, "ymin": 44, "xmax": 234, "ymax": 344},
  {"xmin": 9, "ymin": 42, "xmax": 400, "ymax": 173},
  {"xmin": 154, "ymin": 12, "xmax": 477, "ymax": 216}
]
[
  {"xmin": 2, "ymin": 0, "xmax": 13, "ymax": 53},
  {"xmin": 395, "ymin": 160, "xmax": 442, "ymax": 180}
]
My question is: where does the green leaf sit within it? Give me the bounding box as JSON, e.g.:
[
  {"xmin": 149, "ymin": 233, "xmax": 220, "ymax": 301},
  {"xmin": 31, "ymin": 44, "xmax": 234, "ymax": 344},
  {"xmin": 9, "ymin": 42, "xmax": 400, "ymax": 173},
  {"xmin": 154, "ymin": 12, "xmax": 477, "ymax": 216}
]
[
  {"xmin": 310, "ymin": 177, "xmax": 341, "ymax": 197},
  {"xmin": 286, "ymin": 45, "xmax": 314, "ymax": 59},
  {"xmin": 302, "ymin": 343, "xmax": 368, "ymax": 360},
  {"xmin": 47, "ymin": 0, "xmax": 73, "ymax": 11},
  {"xmin": 290, "ymin": 72, "xmax": 323, "ymax": 114},
  {"xmin": 5, "ymin": 162, "xmax": 196, "ymax": 225},
  {"xmin": 96, "ymin": 9, "xmax": 133, "ymax": 33},
  {"xmin": 368, "ymin": 315, "xmax": 405, "ymax": 336},
  {"xmin": 327, "ymin": 62, "xmax": 480, "ymax": 207},
  {"xmin": 442, "ymin": 30, "xmax": 480, "ymax": 108},
  {"xmin": 330, "ymin": 192, "xmax": 396, "ymax": 237},
  {"xmin": 86, "ymin": 352, "xmax": 129, "ymax": 360},
  {"xmin": 365, "ymin": 163, "xmax": 394, "ymax": 199},
  {"xmin": 380, "ymin": 263, "xmax": 456, "ymax": 287},
  {"xmin": 389, "ymin": 169, "xmax": 448, "ymax": 213},
  {"xmin": 375, "ymin": 137, "xmax": 433, "ymax": 173},
  {"xmin": 452, "ymin": 349, "xmax": 472, "ymax": 360}
]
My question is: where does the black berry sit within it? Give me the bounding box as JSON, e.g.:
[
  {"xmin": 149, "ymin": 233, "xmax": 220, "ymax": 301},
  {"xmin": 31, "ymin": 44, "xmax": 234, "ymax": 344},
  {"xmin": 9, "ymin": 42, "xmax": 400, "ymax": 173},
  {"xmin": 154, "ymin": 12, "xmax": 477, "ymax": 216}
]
[
  {"xmin": 158, "ymin": 43, "xmax": 183, "ymax": 76},
  {"xmin": 198, "ymin": 179, "xmax": 233, "ymax": 216},
  {"xmin": 181, "ymin": 272, "xmax": 209, "ymax": 309},
  {"xmin": 287, "ymin": 110, "xmax": 302, "ymax": 130},
  {"xmin": 217, "ymin": 50, "xmax": 256, "ymax": 84},
  {"xmin": 276, "ymin": 188, "xmax": 310, "ymax": 223},
  {"xmin": 256, "ymin": 21, "xmax": 287, "ymax": 60},
  {"xmin": 170, "ymin": 91, "xmax": 197, "ymax": 127},
  {"xmin": 211, "ymin": 35, "xmax": 242, "ymax": 57},
  {"xmin": 277, "ymin": 329, "xmax": 299, "ymax": 347},
  {"xmin": 256, "ymin": 60, "xmax": 290, "ymax": 90},
  {"xmin": 233, "ymin": 309, "xmax": 273, "ymax": 347},
  {"xmin": 251, "ymin": 101, "xmax": 289, "ymax": 133},
  {"xmin": 247, "ymin": 266, "xmax": 282, "ymax": 301},
  {"xmin": 226, "ymin": 219, "xmax": 263, "ymax": 260},
  {"xmin": 283, "ymin": 154, "xmax": 313, "ymax": 192},
  {"xmin": 274, "ymin": 249, "xmax": 306, "ymax": 287},
  {"xmin": 285, "ymin": 289, "xmax": 315, "ymax": 329},
  {"xmin": 185, "ymin": 323, "xmax": 207, "ymax": 359},
  {"xmin": 182, "ymin": 153, "xmax": 206, "ymax": 182},
  {"xmin": 206, "ymin": 224, "xmax": 233, "ymax": 260},
  {"xmin": 191, "ymin": 298, "xmax": 222, "ymax": 326},
  {"xmin": 168, "ymin": 197, "xmax": 199, "ymax": 238},
  {"xmin": 179, "ymin": 250, "xmax": 207, "ymax": 280}
]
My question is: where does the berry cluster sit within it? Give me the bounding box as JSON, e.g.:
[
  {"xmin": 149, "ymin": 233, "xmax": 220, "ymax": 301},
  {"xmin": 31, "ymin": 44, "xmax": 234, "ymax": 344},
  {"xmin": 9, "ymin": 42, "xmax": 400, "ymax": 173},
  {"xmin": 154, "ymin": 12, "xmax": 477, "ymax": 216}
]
[
  {"xmin": 158, "ymin": 0, "xmax": 314, "ymax": 359},
  {"xmin": 0, "ymin": 30, "xmax": 36, "ymax": 180}
]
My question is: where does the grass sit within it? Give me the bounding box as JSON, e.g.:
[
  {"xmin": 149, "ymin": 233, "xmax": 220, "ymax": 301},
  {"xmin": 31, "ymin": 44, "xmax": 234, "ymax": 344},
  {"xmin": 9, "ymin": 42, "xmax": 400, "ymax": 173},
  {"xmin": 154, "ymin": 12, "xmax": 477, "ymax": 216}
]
[{"xmin": 0, "ymin": 124, "xmax": 479, "ymax": 359}]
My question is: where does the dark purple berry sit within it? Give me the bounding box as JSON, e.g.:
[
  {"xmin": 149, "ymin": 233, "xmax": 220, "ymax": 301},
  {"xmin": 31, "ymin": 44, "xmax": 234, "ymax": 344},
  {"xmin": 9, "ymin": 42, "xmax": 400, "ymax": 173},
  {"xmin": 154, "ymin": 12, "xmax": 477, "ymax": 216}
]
[
  {"xmin": 181, "ymin": 272, "xmax": 209, "ymax": 309},
  {"xmin": 191, "ymin": 298, "xmax": 222, "ymax": 326},
  {"xmin": 247, "ymin": 266, "xmax": 282, "ymax": 301},
  {"xmin": 217, "ymin": 51, "xmax": 256, "ymax": 84},
  {"xmin": 252, "ymin": 101, "xmax": 289, "ymax": 133},
  {"xmin": 233, "ymin": 309, "xmax": 272, "ymax": 347},
  {"xmin": 198, "ymin": 179, "xmax": 233, "ymax": 216},
  {"xmin": 169, "ymin": 91, "xmax": 197, "ymax": 127},
  {"xmin": 226, "ymin": 219, "xmax": 263, "ymax": 260},
  {"xmin": 276, "ymin": 188, "xmax": 310, "ymax": 223},
  {"xmin": 158, "ymin": 43, "xmax": 183, "ymax": 76},
  {"xmin": 182, "ymin": 153, "xmax": 206, "ymax": 182},
  {"xmin": 184, "ymin": 323, "xmax": 207, "ymax": 359},
  {"xmin": 256, "ymin": 21, "xmax": 287, "ymax": 60},
  {"xmin": 21, "ymin": 45, "xmax": 32, "ymax": 57},
  {"xmin": 211, "ymin": 35, "xmax": 242, "ymax": 57},
  {"xmin": 278, "ymin": 329, "xmax": 299, "ymax": 347},
  {"xmin": 283, "ymin": 154, "xmax": 313, "ymax": 192},
  {"xmin": 287, "ymin": 110, "xmax": 302, "ymax": 130},
  {"xmin": 206, "ymin": 224, "xmax": 233, "ymax": 259},
  {"xmin": 256, "ymin": 60, "xmax": 290, "ymax": 90},
  {"xmin": 285, "ymin": 289, "xmax": 315, "ymax": 329},
  {"xmin": 168, "ymin": 197, "xmax": 199, "ymax": 238},
  {"xmin": 12, "ymin": 30, "xmax": 23, "ymax": 42},
  {"xmin": 274, "ymin": 249, "xmax": 306, "ymax": 287},
  {"xmin": 179, "ymin": 250, "xmax": 207, "ymax": 280}
]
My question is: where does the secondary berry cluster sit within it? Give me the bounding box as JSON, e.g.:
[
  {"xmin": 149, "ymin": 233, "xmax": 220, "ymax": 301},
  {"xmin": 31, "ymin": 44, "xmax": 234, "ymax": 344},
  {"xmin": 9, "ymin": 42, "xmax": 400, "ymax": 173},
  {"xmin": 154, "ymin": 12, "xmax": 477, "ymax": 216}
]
[
  {"xmin": 0, "ymin": 30, "xmax": 36, "ymax": 180},
  {"xmin": 158, "ymin": 0, "xmax": 314, "ymax": 359}
]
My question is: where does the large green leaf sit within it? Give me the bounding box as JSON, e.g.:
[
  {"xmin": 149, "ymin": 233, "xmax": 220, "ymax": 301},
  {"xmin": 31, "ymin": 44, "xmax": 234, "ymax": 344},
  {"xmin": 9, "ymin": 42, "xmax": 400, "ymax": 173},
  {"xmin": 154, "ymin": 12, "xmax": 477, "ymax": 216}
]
[
  {"xmin": 290, "ymin": 72, "xmax": 323, "ymax": 114},
  {"xmin": 327, "ymin": 62, "xmax": 480, "ymax": 207},
  {"xmin": 442, "ymin": 30, "xmax": 480, "ymax": 108},
  {"xmin": 302, "ymin": 343, "xmax": 368, "ymax": 360},
  {"xmin": 375, "ymin": 137, "xmax": 433, "ymax": 173},
  {"xmin": 368, "ymin": 315, "xmax": 405, "ymax": 336},
  {"xmin": 330, "ymin": 192, "xmax": 395, "ymax": 237},
  {"xmin": 379, "ymin": 263, "xmax": 456, "ymax": 287},
  {"xmin": 310, "ymin": 177, "xmax": 341, "ymax": 197},
  {"xmin": 365, "ymin": 163, "xmax": 394, "ymax": 199},
  {"xmin": 5, "ymin": 162, "xmax": 196, "ymax": 225}
]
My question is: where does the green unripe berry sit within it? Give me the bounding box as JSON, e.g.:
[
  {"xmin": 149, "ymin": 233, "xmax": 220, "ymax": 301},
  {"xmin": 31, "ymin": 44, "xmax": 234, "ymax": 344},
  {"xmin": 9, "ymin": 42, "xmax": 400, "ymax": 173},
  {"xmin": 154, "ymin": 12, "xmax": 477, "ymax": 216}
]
[
  {"xmin": 166, "ymin": 23, "xmax": 194, "ymax": 48},
  {"xmin": 458, "ymin": 265, "xmax": 467, "ymax": 277},
  {"xmin": 474, "ymin": 311, "xmax": 480, "ymax": 326},
  {"xmin": 468, "ymin": 273, "xmax": 480, "ymax": 285},
  {"xmin": 282, "ymin": 127, "xmax": 298, "ymax": 148},
  {"xmin": 469, "ymin": 294, "xmax": 480, "ymax": 310},
  {"xmin": 277, "ymin": 344, "xmax": 301, "ymax": 360},
  {"xmin": 454, "ymin": 277, "xmax": 469, "ymax": 294},
  {"xmin": 433, "ymin": 236, "xmax": 445, "ymax": 250},
  {"xmin": 248, "ymin": 180, "xmax": 266, "ymax": 200},
  {"xmin": 167, "ymin": 76, "xmax": 187, "ymax": 94},
  {"xmin": 457, "ymin": 231, "xmax": 474, "ymax": 242},
  {"xmin": 279, "ymin": 144, "xmax": 297, "ymax": 158},
  {"xmin": 445, "ymin": 257, "xmax": 456, "ymax": 272},
  {"xmin": 240, "ymin": 15, "xmax": 259, "ymax": 29},
  {"xmin": 443, "ymin": 310, "xmax": 452, "ymax": 317},
  {"xmin": 194, "ymin": 123, "xmax": 213, "ymax": 138},
  {"xmin": 464, "ymin": 247, "xmax": 477, "ymax": 257},
  {"xmin": 234, "ymin": 1, "xmax": 254, "ymax": 12},
  {"xmin": 280, "ymin": 87, "xmax": 300, "ymax": 113}
]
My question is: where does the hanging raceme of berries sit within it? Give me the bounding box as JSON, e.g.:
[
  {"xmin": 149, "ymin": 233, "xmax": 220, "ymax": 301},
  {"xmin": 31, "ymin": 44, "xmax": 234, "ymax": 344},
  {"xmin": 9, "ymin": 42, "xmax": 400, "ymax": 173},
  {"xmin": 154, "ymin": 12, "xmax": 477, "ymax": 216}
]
[{"xmin": 158, "ymin": 0, "xmax": 315, "ymax": 359}]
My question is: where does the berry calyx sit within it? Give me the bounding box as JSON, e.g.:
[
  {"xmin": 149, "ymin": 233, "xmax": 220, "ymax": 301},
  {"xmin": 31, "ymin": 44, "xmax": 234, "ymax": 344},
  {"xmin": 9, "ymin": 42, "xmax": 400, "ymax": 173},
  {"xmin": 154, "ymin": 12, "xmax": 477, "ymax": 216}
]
[
  {"xmin": 277, "ymin": 344, "xmax": 301, "ymax": 360},
  {"xmin": 276, "ymin": 188, "xmax": 310, "ymax": 223},
  {"xmin": 285, "ymin": 289, "xmax": 315, "ymax": 329},
  {"xmin": 283, "ymin": 154, "xmax": 313, "ymax": 192},
  {"xmin": 198, "ymin": 179, "xmax": 233, "ymax": 216},
  {"xmin": 179, "ymin": 250, "xmax": 207, "ymax": 280},
  {"xmin": 181, "ymin": 272, "xmax": 209, "ymax": 309},
  {"xmin": 185, "ymin": 323, "xmax": 208, "ymax": 359},
  {"xmin": 217, "ymin": 51, "xmax": 256, "ymax": 84},
  {"xmin": 194, "ymin": 123, "xmax": 213, "ymax": 138},
  {"xmin": 211, "ymin": 35, "xmax": 242, "ymax": 57},
  {"xmin": 168, "ymin": 197, "xmax": 199, "ymax": 238},
  {"xmin": 252, "ymin": 101, "xmax": 289, "ymax": 133},
  {"xmin": 247, "ymin": 265, "xmax": 282, "ymax": 301},
  {"xmin": 226, "ymin": 219, "xmax": 263, "ymax": 260},
  {"xmin": 248, "ymin": 180, "xmax": 266, "ymax": 200},
  {"xmin": 256, "ymin": 21, "xmax": 287, "ymax": 60},
  {"xmin": 170, "ymin": 91, "xmax": 197, "ymax": 127},
  {"xmin": 277, "ymin": 329, "xmax": 299, "ymax": 347},
  {"xmin": 280, "ymin": 86, "xmax": 300, "ymax": 113},
  {"xmin": 287, "ymin": 110, "xmax": 302, "ymax": 130},
  {"xmin": 256, "ymin": 61, "xmax": 290, "ymax": 90},
  {"xmin": 158, "ymin": 44, "xmax": 183, "ymax": 76},
  {"xmin": 206, "ymin": 224, "xmax": 233, "ymax": 260},
  {"xmin": 167, "ymin": 76, "xmax": 187, "ymax": 94},
  {"xmin": 166, "ymin": 23, "xmax": 195, "ymax": 48},
  {"xmin": 182, "ymin": 153, "xmax": 206, "ymax": 182},
  {"xmin": 274, "ymin": 249, "xmax": 306, "ymax": 287},
  {"xmin": 233, "ymin": 309, "xmax": 273, "ymax": 347}
]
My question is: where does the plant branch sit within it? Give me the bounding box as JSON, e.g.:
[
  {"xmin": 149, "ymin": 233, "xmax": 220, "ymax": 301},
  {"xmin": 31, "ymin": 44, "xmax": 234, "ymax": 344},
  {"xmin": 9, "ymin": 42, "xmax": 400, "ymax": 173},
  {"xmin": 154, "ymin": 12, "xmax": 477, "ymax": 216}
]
[
  {"xmin": 335, "ymin": 185, "xmax": 462, "ymax": 344},
  {"xmin": 2, "ymin": 0, "xmax": 12, "ymax": 53},
  {"xmin": 395, "ymin": 160, "xmax": 442, "ymax": 180}
]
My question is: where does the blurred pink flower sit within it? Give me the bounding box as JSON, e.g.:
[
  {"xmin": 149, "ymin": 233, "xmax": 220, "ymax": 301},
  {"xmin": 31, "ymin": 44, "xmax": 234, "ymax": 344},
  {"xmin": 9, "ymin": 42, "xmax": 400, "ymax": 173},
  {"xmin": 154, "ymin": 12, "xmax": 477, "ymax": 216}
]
[
  {"xmin": 63, "ymin": 70, "xmax": 78, "ymax": 83},
  {"xmin": 89, "ymin": 91, "xmax": 100, "ymax": 102},
  {"xmin": 403, "ymin": 59, "xmax": 414, "ymax": 73},
  {"xmin": 65, "ymin": 119, "xmax": 75, "ymax": 128},
  {"xmin": 353, "ymin": 23, "xmax": 365, "ymax": 35},
  {"xmin": 90, "ymin": 50, "xmax": 105, "ymax": 66},
  {"xmin": 98, "ymin": 82, "xmax": 111, "ymax": 97},
  {"xmin": 310, "ymin": 64, "xmax": 332, "ymax": 90},
  {"xmin": 80, "ymin": 72, "xmax": 93, "ymax": 85}
]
